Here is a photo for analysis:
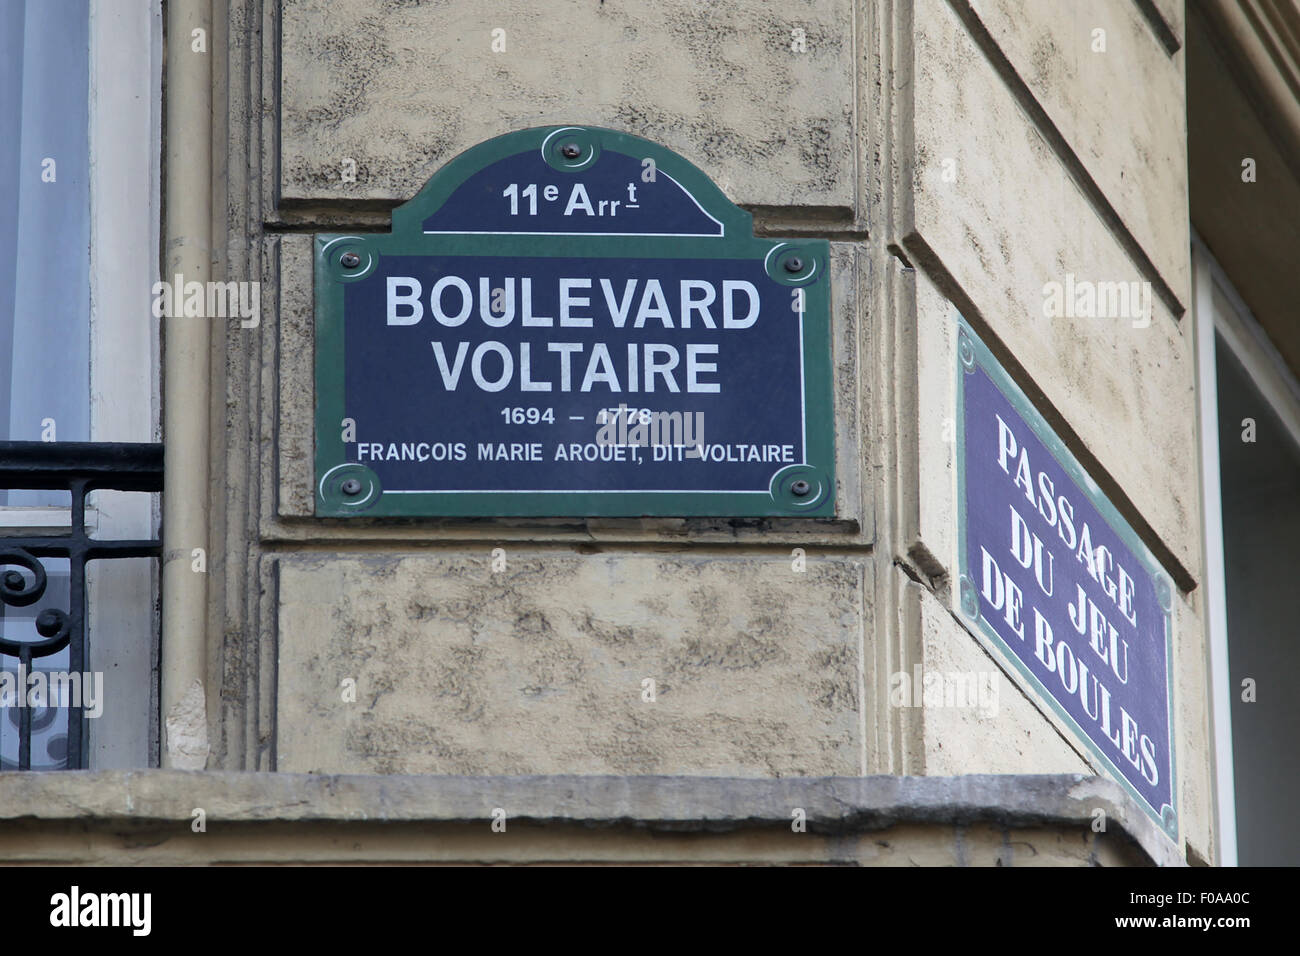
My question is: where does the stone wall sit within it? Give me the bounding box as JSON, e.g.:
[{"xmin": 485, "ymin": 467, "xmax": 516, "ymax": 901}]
[{"xmin": 188, "ymin": 0, "xmax": 1209, "ymax": 864}]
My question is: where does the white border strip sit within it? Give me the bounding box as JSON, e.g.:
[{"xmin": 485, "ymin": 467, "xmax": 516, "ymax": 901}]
[{"xmin": 1191, "ymin": 236, "xmax": 1238, "ymax": 866}]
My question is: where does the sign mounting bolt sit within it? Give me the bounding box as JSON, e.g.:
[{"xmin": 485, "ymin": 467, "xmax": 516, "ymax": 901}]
[
  {"xmin": 340, "ymin": 252, "xmax": 361, "ymax": 269},
  {"xmin": 784, "ymin": 256, "xmax": 804, "ymax": 273},
  {"xmin": 341, "ymin": 478, "xmax": 362, "ymax": 496},
  {"xmin": 791, "ymin": 479, "xmax": 811, "ymax": 497},
  {"xmin": 560, "ymin": 142, "xmax": 581, "ymax": 159}
]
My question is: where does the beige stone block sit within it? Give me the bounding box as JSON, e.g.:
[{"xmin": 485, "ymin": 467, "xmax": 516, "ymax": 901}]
[
  {"xmin": 972, "ymin": 0, "xmax": 1189, "ymax": 300},
  {"xmin": 278, "ymin": 0, "xmax": 857, "ymax": 213},
  {"xmin": 906, "ymin": 269, "xmax": 961, "ymax": 579},
  {"xmin": 891, "ymin": 572, "xmax": 1093, "ymax": 777},
  {"xmin": 906, "ymin": 0, "xmax": 1200, "ymax": 584},
  {"xmin": 0, "ymin": 770, "xmax": 1181, "ymax": 865},
  {"xmin": 276, "ymin": 233, "xmax": 315, "ymax": 518},
  {"xmin": 275, "ymin": 552, "xmax": 869, "ymax": 775},
  {"xmin": 0, "ymin": 819, "xmax": 1149, "ymax": 865},
  {"xmin": 1173, "ymin": 587, "xmax": 1213, "ymax": 862},
  {"xmin": 966, "ymin": 824, "xmax": 1145, "ymax": 866}
]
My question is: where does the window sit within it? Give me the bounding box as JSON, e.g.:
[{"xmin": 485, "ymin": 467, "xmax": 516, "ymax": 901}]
[
  {"xmin": 1195, "ymin": 239, "xmax": 1300, "ymax": 866},
  {"xmin": 0, "ymin": 0, "xmax": 91, "ymax": 462},
  {"xmin": 0, "ymin": 0, "xmax": 162, "ymax": 770}
]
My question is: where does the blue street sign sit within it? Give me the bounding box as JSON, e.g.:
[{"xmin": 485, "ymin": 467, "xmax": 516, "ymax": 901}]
[
  {"xmin": 314, "ymin": 126, "xmax": 836, "ymax": 517},
  {"xmin": 956, "ymin": 318, "xmax": 1178, "ymax": 840}
]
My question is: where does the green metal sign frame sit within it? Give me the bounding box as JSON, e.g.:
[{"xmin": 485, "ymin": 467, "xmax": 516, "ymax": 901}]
[
  {"xmin": 313, "ymin": 126, "xmax": 835, "ymax": 518},
  {"xmin": 953, "ymin": 311, "xmax": 1178, "ymax": 842}
]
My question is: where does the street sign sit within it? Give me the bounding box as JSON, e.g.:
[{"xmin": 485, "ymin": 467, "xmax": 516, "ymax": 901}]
[
  {"xmin": 954, "ymin": 317, "xmax": 1178, "ymax": 841},
  {"xmin": 314, "ymin": 126, "xmax": 835, "ymax": 517}
]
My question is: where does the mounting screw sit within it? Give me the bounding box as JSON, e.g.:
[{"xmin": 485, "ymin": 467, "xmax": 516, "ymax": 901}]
[
  {"xmin": 560, "ymin": 142, "xmax": 581, "ymax": 159},
  {"xmin": 784, "ymin": 256, "xmax": 804, "ymax": 273},
  {"xmin": 341, "ymin": 478, "xmax": 363, "ymax": 496},
  {"xmin": 340, "ymin": 252, "xmax": 361, "ymax": 269},
  {"xmin": 2, "ymin": 570, "xmax": 23, "ymax": 591},
  {"xmin": 791, "ymin": 479, "xmax": 811, "ymax": 497}
]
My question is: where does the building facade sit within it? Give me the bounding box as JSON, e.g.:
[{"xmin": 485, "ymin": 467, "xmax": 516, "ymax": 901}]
[{"xmin": 1, "ymin": 0, "xmax": 1298, "ymax": 866}]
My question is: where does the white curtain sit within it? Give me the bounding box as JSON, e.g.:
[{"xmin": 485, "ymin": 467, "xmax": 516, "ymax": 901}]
[{"xmin": 0, "ymin": 0, "xmax": 91, "ymax": 506}]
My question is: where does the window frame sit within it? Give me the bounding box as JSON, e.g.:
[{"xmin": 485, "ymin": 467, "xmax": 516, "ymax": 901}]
[
  {"xmin": 1193, "ymin": 234, "xmax": 1300, "ymax": 867},
  {"xmin": 0, "ymin": 0, "xmax": 163, "ymax": 769},
  {"xmin": 84, "ymin": 0, "xmax": 164, "ymax": 770}
]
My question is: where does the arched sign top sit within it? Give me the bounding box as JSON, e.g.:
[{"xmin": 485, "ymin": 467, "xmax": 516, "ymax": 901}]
[
  {"xmin": 314, "ymin": 124, "xmax": 835, "ymax": 519},
  {"xmin": 390, "ymin": 126, "xmax": 750, "ymax": 239}
]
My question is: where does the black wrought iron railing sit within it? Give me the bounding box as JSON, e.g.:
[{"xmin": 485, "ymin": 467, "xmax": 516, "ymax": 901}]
[{"xmin": 0, "ymin": 442, "xmax": 163, "ymax": 770}]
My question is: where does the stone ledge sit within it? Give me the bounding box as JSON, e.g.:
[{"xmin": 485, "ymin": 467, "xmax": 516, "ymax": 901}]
[{"xmin": 0, "ymin": 771, "xmax": 1182, "ymax": 866}]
